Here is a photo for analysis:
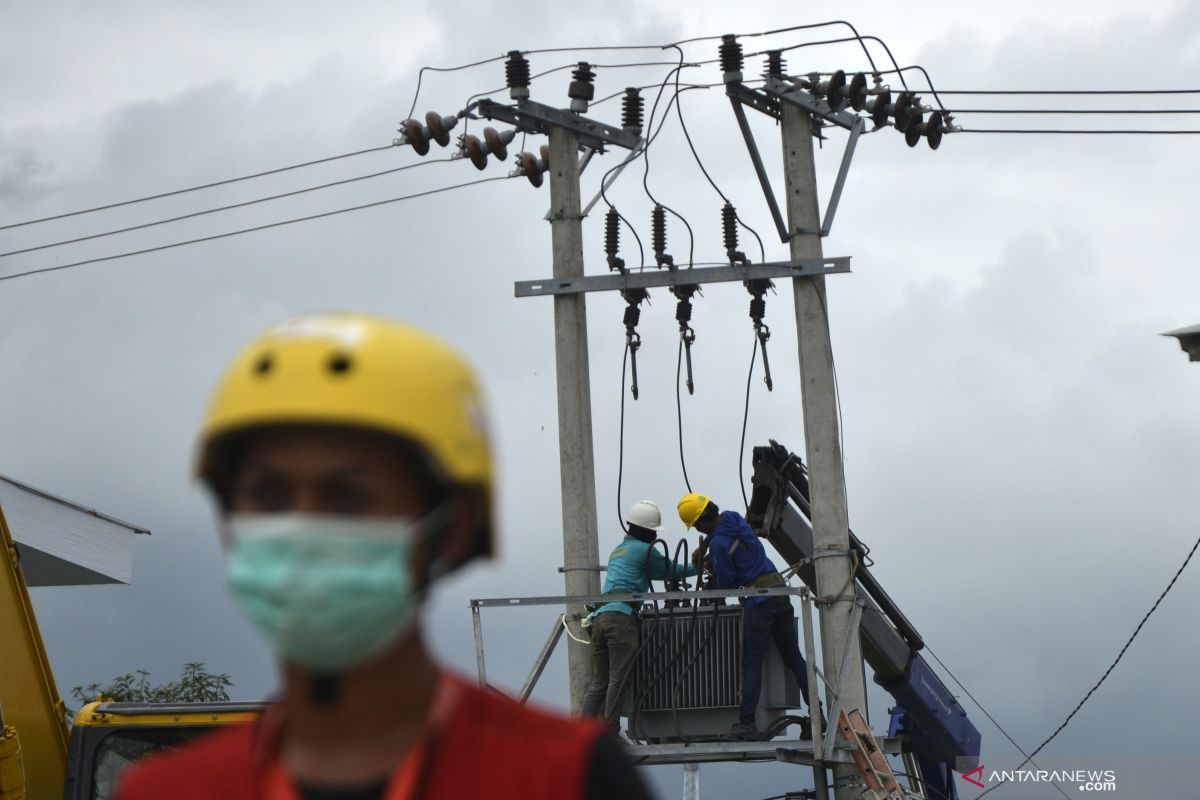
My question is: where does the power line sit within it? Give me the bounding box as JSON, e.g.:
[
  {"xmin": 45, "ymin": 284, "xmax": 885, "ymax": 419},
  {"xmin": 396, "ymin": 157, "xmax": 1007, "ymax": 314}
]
[
  {"xmin": 616, "ymin": 342, "xmax": 631, "ymax": 534},
  {"xmin": 976, "ymin": 530, "xmax": 1200, "ymax": 799},
  {"xmin": 593, "ymin": 63, "xmax": 701, "ymax": 271},
  {"xmin": 668, "ymin": 48, "xmax": 766, "ymax": 263},
  {"xmin": 641, "ymin": 77, "xmax": 698, "ymax": 268},
  {"xmin": 0, "ymin": 145, "xmax": 396, "ymax": 231},
  {"xmin": 404, "ymin": 54, "xmax": 510, "ymax": 122},
  {"xmin": 936, "ymin": 88, "xmax": 1200, "ymax": 95},
  {"xmin": 774, "ymin": 35, "xmax": 913, "ymax": 95},
  {"xmin": 753, "ymin": 20, "xmax": 881, "ymax": 75},
  {"xmin": 676, "ymin": 340, "xmax": 693, "ymax": 494},
  {"xmin": 0, "ymin": 157, "xmax": 452, "ymax": 258},
  {"xmin": 960, "ymin": 128, "xmax": 1200, "ymax": 134},
  {"xmin": 0, "ymin": 174, "xmax": 511, "ymax": 283},
  {"xmin": 949, "ymin": 108, "xmax": 1200, "ymax": 114},
  {"xmin": 917, "ymin": 637, "xmax": 1071, "ymax": 800},
  {"xmin": 738, "ymin": 333, "xmax": 758, "ymax": 510}
]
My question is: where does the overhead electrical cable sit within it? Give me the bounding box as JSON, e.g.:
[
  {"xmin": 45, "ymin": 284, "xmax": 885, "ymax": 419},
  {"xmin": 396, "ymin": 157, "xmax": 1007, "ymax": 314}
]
[
  {"xmin": 0, "ymin": 173, "xmax": 512, "ymax": 283},
  {"xmin": 774, "ymin": 35, "xmax": 913, "ymax": 94},
  {"xmin": 592, "ymin": 77, "xmax": 719, "ymax": 109},
  {"xmin": 935, "ymin": 88, "xmax": 1200, "ymax": 95},
  {"xmin": 753, "ymin": 20, "xmax": 882, "ymax": 75},
  {"xmin": 975, "ymin": 530, "xmax": 1200, "ymax": 798},
  {"xmin": 0, "ymin": 157, "xmax": 453, "ymax": 259},
  {"xmin": 676, "ymin": 341, "xmax": 693, "ymax": 494},
  {"xmin": 948, "ymin": 107, "xmax": 1200, "ymax": 114},
  {"xmin": 404, "ymin": 54, "xmax": 510, "ymax": 124},
  {"xmin": 639, "ymin": 56, "xmax": 697, "ymax": 269},
  {"xmin": 738, "ymin": 334, "xmax": 759, "ymax": 509},
  {"xmin": 616, "ymin": 342, "xmax": 631, "ymax": 534},
  {"xmin": 917, "ymin": 638, "xmax": 1071, "ymax": 800},
  {"xmin": 592, "ymin": 60, "xmax": 697, "ymax": 270},
  {"xmin": 0, "ymin": 145, "xmax": 397, "ymax": 231},
  {"xmin": 669, "ymin": 48, "xmax": 766, "ymax": 263},
  {"xmin": 960, "ymin": 127, "xmax": 1200, "ymax": 134}
]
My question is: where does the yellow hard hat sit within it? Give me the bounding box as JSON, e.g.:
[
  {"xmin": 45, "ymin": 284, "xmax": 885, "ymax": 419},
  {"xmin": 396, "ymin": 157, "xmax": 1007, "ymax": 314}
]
[
  {"xmin": 196, "ymin": 311, "xmax": 494, "ymax": 556},
  {"xmin": 677, "ymin": 492, "xmax": 711, "ymax": 528}
]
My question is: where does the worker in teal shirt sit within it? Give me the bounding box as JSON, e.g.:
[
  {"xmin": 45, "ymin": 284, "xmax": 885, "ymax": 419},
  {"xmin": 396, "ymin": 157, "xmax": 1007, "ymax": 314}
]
[{"xmin": 582, "ymin": 500, "xmax": 697, "ymax": 725}]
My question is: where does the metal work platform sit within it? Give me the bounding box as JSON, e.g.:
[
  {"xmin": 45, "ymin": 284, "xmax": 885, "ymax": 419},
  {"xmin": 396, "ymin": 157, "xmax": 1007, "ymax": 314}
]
[
  {"xmin": 627, "ymin": 735, "xmax": 906, "ymax": 767},
  {"xmin": 467, "ymin": 586, "xmax": 869, "ymax": 775}
]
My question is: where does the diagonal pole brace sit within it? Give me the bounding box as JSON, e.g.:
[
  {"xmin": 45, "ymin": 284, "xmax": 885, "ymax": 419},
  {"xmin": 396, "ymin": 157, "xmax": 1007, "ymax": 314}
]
[{"xmin": 729, "ymin": 96, "xmax": 791, "ymax": 244}]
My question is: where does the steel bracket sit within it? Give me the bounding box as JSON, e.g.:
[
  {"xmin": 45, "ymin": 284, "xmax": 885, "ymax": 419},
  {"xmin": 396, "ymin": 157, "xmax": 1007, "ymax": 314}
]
[
  {"xmin": 726, "ymin": 80, "xmax": 863, "ymax": 240},
  {"xmin": 515, "ymin": 258, "xmax": 850, "ymax": 298},
  {"xmin": 476, "ymin": 98, "xmax": 641, "ymax": 153},
  {"xmin": 763, "ymin": 76, "xmax": 863, "ymax": 131}
]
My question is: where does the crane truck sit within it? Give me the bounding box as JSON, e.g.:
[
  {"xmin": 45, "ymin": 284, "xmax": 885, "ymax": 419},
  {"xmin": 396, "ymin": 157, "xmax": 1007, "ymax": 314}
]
[{"xmin": 1, "ymin": 501, "xmax": 260, "ymax": 800}]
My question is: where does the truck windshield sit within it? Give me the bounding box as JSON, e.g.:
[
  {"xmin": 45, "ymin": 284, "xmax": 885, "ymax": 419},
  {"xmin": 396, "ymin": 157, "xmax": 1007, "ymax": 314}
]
[{"xmin": 92, "ymin": 727, "xmax": 213, "ymax": 800}]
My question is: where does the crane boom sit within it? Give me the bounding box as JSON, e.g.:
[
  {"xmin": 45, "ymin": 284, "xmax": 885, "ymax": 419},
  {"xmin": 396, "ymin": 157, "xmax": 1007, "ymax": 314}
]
[
  {"xmin": 750, "ymin": 441, "xmax": 981, "ymax": 800},
  {"xmin": 0, "ymin": 503, "xmax": 69, "ymax": 800}
]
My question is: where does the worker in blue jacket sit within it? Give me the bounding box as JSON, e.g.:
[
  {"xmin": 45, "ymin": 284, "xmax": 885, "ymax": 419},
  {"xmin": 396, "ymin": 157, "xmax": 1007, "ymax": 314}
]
[
  {"xmin": 678, "ymin": 492, "xmax": 815, "ymax": 741},
  {"xmin": 583, "ymin": 500, "xmax": 697, "ymax": 726}
]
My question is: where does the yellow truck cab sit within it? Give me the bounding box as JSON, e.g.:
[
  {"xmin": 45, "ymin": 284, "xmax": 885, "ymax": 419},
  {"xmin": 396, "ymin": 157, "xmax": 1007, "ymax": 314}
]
[{"xmin": 65, "ymin": 701, "xmax": 265, "ymax": 800}]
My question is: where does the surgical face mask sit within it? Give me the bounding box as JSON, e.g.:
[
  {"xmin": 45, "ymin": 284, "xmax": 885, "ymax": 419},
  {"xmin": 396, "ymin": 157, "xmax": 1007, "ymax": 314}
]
[{"xmin": 224, "ymin": 510, "xmax": 444, "ymax": 673}]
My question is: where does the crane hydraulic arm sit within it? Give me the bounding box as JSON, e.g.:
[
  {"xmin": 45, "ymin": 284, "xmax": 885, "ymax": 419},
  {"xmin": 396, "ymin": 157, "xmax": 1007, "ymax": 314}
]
[
  {"xmin": 0, "ymin": 504, "xmax": 70, "ymax": 800},
  {"xmin": 749, "ymin": 441, "xmax": 981, "ymax": 800}
]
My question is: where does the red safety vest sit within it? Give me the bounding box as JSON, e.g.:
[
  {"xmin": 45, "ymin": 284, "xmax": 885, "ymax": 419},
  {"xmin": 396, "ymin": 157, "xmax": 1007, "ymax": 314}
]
[{"xmin": 117, "ymin": 672, "xmax": 604, "ymax": 800}]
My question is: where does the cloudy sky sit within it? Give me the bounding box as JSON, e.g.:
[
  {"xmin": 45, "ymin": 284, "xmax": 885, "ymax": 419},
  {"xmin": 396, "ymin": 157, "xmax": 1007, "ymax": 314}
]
[{"xmin": 3, "ymin": 1, "xmax": 1198, "ymax": 798}]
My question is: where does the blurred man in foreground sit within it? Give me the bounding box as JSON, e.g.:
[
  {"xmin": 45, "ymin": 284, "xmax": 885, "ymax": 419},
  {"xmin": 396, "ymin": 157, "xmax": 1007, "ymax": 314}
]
[{"xmin": 119, "ymin": 312, "xmax": 652, "ymax": 800}]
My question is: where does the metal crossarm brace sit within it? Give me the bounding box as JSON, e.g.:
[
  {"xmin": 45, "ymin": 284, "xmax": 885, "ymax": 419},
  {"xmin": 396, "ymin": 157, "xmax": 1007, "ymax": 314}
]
[
  {"xmin": 729, "ymin": 96, "xmax": 790, "ymax": 243},
  {"xmin": 515, "ymin": 258, "xmax": 850, "ymax": 298},
  {"xmin": 477, "ymin": 98, "xmax": 641, "ymax": 152},
  {"xmin": 819, "ymin": 116, "xmax": 862, "ymax": 237},
  {"xmin": 727, "ymin": 81, "xmax": 864, "ymax": 239},
  {"xmin": 764, "ymin": 77, "xmax": 862, "ymax": 130}
]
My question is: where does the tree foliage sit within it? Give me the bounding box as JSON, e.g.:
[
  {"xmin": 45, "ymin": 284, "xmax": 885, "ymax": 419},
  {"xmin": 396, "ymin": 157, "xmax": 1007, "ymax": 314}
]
[{"xmin": 71, "ymin": 662, "xmax": 233, "ymax": 706}]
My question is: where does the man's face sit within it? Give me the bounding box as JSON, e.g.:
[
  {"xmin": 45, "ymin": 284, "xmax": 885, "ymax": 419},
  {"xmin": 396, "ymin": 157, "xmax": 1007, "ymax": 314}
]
[
  {"xmin": 695, "ymin": 513, "xmax": 717, "ymax": 535},
  {"xmin": 225, "ymin": 426, "xmax": 477, "ymax": 582},
  {"xmin": 229, "ymin": 428, "xmax": 426, "ymax": 518}
]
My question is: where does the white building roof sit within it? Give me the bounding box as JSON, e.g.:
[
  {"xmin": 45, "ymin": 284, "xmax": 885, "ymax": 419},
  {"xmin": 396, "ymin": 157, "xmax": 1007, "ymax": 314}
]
[{"xmin": 0, "ymin": 475, "xmax": 148, "ymax": 586}]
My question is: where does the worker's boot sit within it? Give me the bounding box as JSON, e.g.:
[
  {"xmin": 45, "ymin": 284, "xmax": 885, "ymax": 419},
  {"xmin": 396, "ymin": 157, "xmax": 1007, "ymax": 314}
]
[
  {"xmin": 799, "ymin": 704, "xmax": 828, "ymax": 740},
  {"xmin": 720, "ymin": 721, "xmax": 760, "ymax": 741}
]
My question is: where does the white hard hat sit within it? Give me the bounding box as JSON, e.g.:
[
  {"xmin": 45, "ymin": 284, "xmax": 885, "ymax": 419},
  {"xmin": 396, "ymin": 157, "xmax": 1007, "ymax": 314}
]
[{"xmin": 626, "ymin": 499, "xmax": 665, "ymax": 531}]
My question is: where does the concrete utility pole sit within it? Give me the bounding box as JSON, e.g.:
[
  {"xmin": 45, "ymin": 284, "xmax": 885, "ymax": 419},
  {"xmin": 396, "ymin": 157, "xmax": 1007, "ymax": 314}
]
[
  {"xmin": 546, "ymin": 125, "xmax": 602, "ymax": 712},
  {"xmin": 781, "ymin": 102, "xmax": 869, "ymax": 799},
  {"xmin": 682, "ymin": 763, "xmax": 700, "ymax": 800}
]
